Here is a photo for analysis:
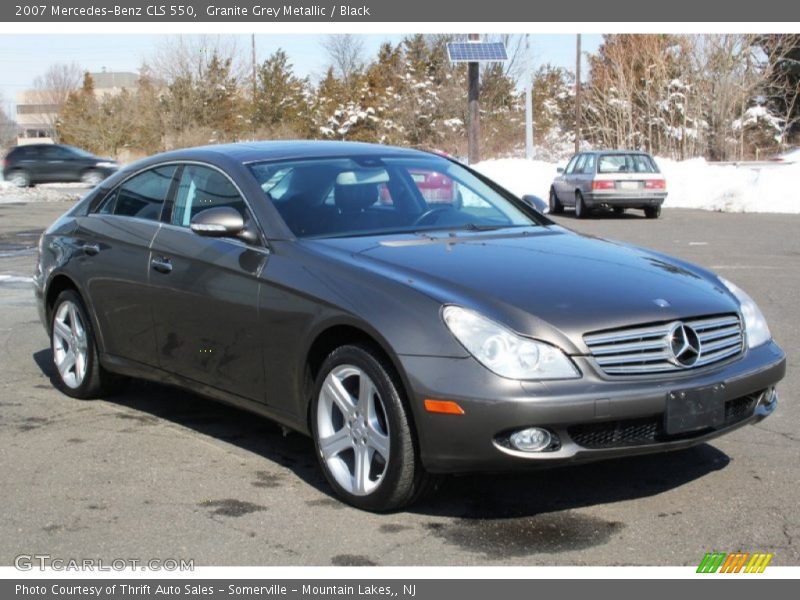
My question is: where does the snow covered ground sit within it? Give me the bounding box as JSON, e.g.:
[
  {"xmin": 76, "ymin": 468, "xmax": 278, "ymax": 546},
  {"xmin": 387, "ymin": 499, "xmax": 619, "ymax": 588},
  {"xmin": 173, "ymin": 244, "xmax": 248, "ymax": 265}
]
[{"xmin": 473, "ymin": 157, "xmax": 800, "ymax": 214}]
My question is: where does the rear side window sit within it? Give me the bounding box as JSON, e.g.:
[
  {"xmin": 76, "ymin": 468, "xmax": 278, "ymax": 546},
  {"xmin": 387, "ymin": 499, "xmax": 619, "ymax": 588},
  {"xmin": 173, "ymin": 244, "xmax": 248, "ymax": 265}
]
[
  {"xmin": 170, "ymin": 165, "xmax": 248, "ymax": 227},
  {"xmin": 8, "ymin": 146, "xmax": 39, "ymax": 159},
  {"xmin": 96, "ymin": 165, "xmax": 177, "ymax": 221}
]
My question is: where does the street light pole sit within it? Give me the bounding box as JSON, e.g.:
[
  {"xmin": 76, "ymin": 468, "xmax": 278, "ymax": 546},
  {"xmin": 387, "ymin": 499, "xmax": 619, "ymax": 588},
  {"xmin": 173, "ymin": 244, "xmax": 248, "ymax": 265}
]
[{"xmin": 575, "ymin": 33, "xmax": 582, "ymax": 154}]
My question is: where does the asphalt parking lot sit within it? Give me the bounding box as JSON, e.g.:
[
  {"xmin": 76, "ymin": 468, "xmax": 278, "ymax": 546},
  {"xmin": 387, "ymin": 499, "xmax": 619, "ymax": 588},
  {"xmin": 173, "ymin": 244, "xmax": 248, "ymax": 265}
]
[{"xmin": 0, "ymin": 198, "xmax": 797, "ymax": 566}]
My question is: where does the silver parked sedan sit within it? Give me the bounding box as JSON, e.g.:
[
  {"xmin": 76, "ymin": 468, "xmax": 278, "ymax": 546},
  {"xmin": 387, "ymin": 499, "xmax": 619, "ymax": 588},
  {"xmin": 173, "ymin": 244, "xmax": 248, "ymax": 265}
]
[{"xmin": 550, "ymin": 151, "xmax": 667, "ymax": 219}]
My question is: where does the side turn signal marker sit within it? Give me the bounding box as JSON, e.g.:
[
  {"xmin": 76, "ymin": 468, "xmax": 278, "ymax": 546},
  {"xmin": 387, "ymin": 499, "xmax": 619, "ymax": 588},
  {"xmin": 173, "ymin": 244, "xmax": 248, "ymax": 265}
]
[{"xmin": 424, "ymin": 399, "xmax": 465, "ymax": 415}]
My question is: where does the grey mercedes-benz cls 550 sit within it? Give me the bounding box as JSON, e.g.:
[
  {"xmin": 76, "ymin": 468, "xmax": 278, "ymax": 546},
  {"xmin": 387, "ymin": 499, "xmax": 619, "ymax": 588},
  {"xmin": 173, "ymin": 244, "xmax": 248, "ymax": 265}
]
[{"xmin": 33, "ymin": 141, "xmax": 785, "ymax": 511}]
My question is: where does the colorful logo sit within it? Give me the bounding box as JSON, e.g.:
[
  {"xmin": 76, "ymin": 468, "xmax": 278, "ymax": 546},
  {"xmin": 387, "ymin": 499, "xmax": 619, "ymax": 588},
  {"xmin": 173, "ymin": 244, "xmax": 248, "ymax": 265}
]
[{"xmin": 697, "ymin": 552, "xmax": 773, "ymax": 573}]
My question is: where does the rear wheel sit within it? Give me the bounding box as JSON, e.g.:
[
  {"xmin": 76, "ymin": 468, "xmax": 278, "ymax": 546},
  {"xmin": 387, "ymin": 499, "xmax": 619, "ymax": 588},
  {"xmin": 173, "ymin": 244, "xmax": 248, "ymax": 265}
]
[
  {"xmin": 575, "ymin": 191, "xmax": 588, "ymax": 219},
  {"xmin": 311, "ymin": 344, "xmax": 431, "ymax": 511},
  {"xmin": 50, "ymin": 290, "xmax": 123, "ymax": 398},
  {"xmin": 8, "ymin": 169, "xmax": 31, "ymax": 188},
  {"xmin": 644, "ymin": 205, "xmax": 661, "ymax": 219},
  {"xmin": 81, "ymin": 169, "xmax": 104, "ymax": 186},
  {"xmin": 548, "ymin": 188, "xmax": 563, "ymax": 214}
]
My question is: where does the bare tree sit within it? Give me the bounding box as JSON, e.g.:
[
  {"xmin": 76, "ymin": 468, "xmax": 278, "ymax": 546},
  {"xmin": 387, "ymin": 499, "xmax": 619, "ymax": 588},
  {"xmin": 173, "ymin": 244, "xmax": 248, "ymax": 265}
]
[
  {"xmin": 0, "ymin": 94, "xmax": 18, "ymax": 148},
  {"xmin": 321, "ymin": 34, "xmax": 365, "ymax": 92},
  {"xmin": 30, "ymin": 62, "xmax": 83, "ymax": 142},
  {"xmin": 151, "ymin": 35, "xmax": 246, "ymax": 84}
]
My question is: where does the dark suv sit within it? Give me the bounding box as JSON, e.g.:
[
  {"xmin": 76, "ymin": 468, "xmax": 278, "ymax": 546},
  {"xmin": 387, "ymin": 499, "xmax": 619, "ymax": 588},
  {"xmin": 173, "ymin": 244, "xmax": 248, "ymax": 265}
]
[{"xmin": 2, "ymin": 144, "xmax": 118, "ymax": 187}]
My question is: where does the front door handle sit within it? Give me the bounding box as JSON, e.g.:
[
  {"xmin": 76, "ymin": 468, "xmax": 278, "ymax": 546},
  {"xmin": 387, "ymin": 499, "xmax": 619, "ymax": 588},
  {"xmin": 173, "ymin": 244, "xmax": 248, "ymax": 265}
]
[
  {"xmin": 150, "ymin": 256, "xmax": 172, "ymax": 274},
  {"xmin": 83, "ymin": 243, "xmax": 100, "ymax": 256}
]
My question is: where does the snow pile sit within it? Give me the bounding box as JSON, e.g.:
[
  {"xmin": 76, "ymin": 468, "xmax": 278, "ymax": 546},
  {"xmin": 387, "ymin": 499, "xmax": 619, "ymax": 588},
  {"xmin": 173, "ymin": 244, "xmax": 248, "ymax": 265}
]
[
  {"xmin": 473, "ymin": 157, "xmax": 800, "ymax": 214},
  {"xmin": 472, "ymin": 159, "xmax": 560, "ymax": 200}
]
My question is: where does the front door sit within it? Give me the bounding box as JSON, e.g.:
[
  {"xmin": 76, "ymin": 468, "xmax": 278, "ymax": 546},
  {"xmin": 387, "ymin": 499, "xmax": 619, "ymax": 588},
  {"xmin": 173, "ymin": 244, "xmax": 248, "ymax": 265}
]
[{"xmin": 148, "ymin": 164, "xmax": 267, "ymax": 402}]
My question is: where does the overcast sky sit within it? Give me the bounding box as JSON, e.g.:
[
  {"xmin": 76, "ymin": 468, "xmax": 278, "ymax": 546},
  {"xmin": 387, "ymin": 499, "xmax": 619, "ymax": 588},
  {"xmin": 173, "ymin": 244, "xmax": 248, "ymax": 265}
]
[{"xmin": 0, "ymin": 34, "xmax": 601, "ymax": 114}]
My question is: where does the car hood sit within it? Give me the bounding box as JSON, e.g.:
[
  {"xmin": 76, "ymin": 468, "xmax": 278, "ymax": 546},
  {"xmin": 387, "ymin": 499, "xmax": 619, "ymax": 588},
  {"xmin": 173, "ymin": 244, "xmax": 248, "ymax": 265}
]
[{"xmin": 312, "ymin": 227, "xmax": 740, "ymax": 353}]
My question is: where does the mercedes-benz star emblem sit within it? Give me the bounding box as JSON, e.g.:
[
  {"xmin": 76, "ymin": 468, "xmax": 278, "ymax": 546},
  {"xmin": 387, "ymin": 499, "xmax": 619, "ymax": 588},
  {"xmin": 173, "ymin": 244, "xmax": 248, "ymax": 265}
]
[{"xmin": 668, "ymin": 322, "xmax": 701, "ymax": 367}]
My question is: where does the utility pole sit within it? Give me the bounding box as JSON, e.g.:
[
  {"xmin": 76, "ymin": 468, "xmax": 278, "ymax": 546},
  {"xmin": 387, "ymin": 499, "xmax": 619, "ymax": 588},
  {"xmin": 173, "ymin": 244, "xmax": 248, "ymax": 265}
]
[
  {"xmin": 468, "ymin": 33, "xmax": 481, "ymax": 165},
  {"xmin": 575, "ymin": 33, "xmax": 582, "ymax": 154},
  {"xmin": 525, "ymin": 35, "xmax": 533, "ymax": 160},
  {"xmin": 251, "ymin": 34, "xmax": 257, "ymax": 137}
]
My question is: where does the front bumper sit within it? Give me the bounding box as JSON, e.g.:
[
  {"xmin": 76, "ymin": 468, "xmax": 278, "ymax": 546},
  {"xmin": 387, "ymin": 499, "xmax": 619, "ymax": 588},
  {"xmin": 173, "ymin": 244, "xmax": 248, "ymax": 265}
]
[{"xmin": 401, "ymin": 340, "xmax": 785, "ymax": 473}]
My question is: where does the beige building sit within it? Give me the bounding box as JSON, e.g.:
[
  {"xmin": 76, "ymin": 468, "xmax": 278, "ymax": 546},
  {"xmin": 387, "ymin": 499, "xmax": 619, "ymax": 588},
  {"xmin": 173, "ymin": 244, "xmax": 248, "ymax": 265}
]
[{"xmin": 15, "ymin": 71, "xmax": 138, "ymax": 144}]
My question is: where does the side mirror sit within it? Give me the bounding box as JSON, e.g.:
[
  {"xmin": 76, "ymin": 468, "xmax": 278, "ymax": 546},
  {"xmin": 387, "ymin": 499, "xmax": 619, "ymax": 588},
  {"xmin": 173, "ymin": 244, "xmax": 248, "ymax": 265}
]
[
  {"xmin": 521, "ymin": 194, "xmax": 548, "ymax": 214},
  {"xmin": 190, "ymin": 206, "xmax": 245, "ymax": 238},
  {"xmin": 556, "ymin": 167, "xmax": 565, "ymax": 174}
]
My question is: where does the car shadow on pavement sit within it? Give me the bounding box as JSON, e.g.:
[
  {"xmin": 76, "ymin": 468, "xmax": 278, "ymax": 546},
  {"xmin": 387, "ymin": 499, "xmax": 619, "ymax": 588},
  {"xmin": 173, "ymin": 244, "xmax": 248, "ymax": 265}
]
[
  {"xmin": 32, "ymin": 349, "xmax": 330, "ymax": 495},
  {"xmin": 412, "ymin": 444, "xmax": 729, "ymax": 520},
  {"xmin": 33, "ymin": 348, "xmax": 731, "ymax": 518},
  {"xmin": 555, "ymin": 210, "xmax": 648, "ymax": 220}
]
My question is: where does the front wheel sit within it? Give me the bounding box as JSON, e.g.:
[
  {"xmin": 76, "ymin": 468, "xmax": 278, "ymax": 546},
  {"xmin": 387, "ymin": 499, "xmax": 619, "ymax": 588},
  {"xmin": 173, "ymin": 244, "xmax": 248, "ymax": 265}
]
[
  {"xmin": 81, "ymin": 170, "xmax": 104, "ymax": 186},
  {"xmin": 644, "ymin": 205, "xmax": 661, "ymax": 219},
  {"xmin": 311, "ymin": 344, "xmax": 430, "ymax": 511},
  {"xmin": 50, "ymin": 290, "xmax": 123, "ymax": 398}
]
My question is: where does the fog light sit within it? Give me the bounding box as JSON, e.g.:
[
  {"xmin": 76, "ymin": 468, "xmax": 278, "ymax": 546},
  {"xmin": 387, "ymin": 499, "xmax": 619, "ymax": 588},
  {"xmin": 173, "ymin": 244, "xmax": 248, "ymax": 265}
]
[{"xmin": 509, "ymin": 427, "xmax": 552, "ymax": 452}]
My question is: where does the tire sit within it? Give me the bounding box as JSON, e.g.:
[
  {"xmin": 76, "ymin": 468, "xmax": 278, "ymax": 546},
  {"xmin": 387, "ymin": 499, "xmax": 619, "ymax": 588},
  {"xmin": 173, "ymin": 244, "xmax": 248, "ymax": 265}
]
[
  {"xmin": 548, "ymin": 188, "xmax": 564, "ymax": 214},
  {"xmin": 50, "ymin": 289, "xmax": 123, "ymax": 399},
  {"xmin": 575, "ymin": 191, "xmax": 589, "ymax": 219},
  {"xmin": 644, "ymin": 205, "xmax": 661, "ymax": 219},
  {"xmin": 8, "ymin": 169, "xmax": 31, "ymax": 188},
  {"xmin": 613, "ymin": 207, "xmax": 625, "ymax": 216},
  {"xmin": 310, "ymin": 344, "xmax": 431, "ymax": 511},
  {"xmin": 81, "ymin": 170, "xmax": 104, "ymax": 186}
]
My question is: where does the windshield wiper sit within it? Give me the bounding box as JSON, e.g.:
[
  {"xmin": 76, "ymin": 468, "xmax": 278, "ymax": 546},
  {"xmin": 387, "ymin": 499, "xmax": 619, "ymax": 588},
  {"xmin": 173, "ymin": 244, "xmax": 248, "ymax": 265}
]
[{"xmin": 413, "ymin": 223, "xmax": 528, "ymax": 235}]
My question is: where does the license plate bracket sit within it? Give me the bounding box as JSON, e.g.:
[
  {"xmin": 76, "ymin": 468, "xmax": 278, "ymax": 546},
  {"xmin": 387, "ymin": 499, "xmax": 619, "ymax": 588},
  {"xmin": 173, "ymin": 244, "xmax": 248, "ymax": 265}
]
[{"xmin": 665, "ymin": 384, "xmax": 726, "ymax": 435}]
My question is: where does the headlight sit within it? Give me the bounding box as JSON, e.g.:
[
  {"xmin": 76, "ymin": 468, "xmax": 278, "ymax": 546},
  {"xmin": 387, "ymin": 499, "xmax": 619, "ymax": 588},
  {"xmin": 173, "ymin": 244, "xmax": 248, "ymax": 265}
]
[
  {"xmin": 720, "ymin": 277, "xmax": 771, "ymax": 348},
  {"xmin": 442, "ymin": 306, "xmax": 580, "ymax": 380},
  {"xmin": 95, "ymin": 161, "xmax": 117, "ymax": 168}
]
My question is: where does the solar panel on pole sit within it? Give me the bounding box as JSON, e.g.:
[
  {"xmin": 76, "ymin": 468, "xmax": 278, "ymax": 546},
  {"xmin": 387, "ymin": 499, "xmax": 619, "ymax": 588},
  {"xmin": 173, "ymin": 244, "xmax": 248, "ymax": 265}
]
[
  {"xmin": 447, "ymin": 39, "xmax": 509, "ymax": 164},
  {"xmin": 446, "ymin": 42, "xmax": 509, "ymax": 63}
]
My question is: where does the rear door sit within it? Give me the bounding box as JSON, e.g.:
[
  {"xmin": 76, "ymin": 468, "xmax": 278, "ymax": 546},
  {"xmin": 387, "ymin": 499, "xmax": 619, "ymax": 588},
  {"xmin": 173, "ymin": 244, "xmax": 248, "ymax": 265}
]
[
  {"xmin": 76, "ymin": 164, "xmax": 178, "ymax": 365},
  {"xmin": 148, "ymin": 164, "xmax": 268, "ymax": 402}
]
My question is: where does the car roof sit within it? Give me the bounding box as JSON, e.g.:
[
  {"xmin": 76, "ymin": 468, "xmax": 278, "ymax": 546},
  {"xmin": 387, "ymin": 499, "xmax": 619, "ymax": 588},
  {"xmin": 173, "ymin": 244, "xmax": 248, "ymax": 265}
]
[
  {"xmin": 143, "ymin": 140, "xmax": 431, "ymax": 165},
  {"xmin": 583, "ymin": 150, "xmax": 653, "ymax": 156}
]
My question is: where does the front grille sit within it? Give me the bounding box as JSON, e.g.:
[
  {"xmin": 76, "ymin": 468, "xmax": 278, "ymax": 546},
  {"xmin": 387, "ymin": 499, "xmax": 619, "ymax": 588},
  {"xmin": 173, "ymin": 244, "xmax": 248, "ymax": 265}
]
[
  {"xmin": 584, "ymin": 314, "xmax": 744, "ymax": 376},
  {"xmin": 568, "ymin": 391, "xmax": 760, "ymax": 449}
]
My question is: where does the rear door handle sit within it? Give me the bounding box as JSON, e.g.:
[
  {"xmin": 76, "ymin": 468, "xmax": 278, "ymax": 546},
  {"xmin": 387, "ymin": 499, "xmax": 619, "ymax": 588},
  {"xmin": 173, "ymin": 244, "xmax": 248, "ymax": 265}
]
[
  {"xmin": 150, "ymin": 256, "xmax": 172, "ymax": 274},
  {"xmin": 83, "ymin": 243, "xmax": 100, "ymax": 256}
]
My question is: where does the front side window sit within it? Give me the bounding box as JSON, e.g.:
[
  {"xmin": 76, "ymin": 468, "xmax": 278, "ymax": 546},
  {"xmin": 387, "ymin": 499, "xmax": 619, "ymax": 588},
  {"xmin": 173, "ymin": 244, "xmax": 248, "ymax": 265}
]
[
  {"xmin": 247, "ymin": 155, "xmax": 541, "ymax": 239},
  {"xmin": 96, "ymin": 165, "xmax": 177, "ymax": 220},
  {"xmin": 564, "ymin": 155, "xmax": 579, "ymax": 174},
  {"xmin": 41, "ymin": 145, "xmax": 73, "ymax": 160},
  {"xmin": 171, "ymin": 165, "xmax": 248, "ymax": 227}
]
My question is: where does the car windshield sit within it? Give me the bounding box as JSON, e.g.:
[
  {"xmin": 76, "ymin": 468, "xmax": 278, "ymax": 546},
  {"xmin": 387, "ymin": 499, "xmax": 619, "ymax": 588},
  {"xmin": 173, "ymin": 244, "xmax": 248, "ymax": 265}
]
[
  {"xmin": 597, "ymin": 154, "xmax": 658, "ymax": 174},
  {"xmin": 247, "ymin": 155, "xmax": 540, "ymax": 239}
]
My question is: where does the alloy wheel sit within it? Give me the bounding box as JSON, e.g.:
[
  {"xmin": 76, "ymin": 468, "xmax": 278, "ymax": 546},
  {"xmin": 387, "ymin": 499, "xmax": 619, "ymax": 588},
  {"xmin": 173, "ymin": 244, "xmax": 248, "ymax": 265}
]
[
  {"xmin": 52, "ymin": 300, "xmax": 89, "ymax": 389},
  {"xmin": 316, "ymin": 364, "xmax": 391, "ymax": 496}
]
